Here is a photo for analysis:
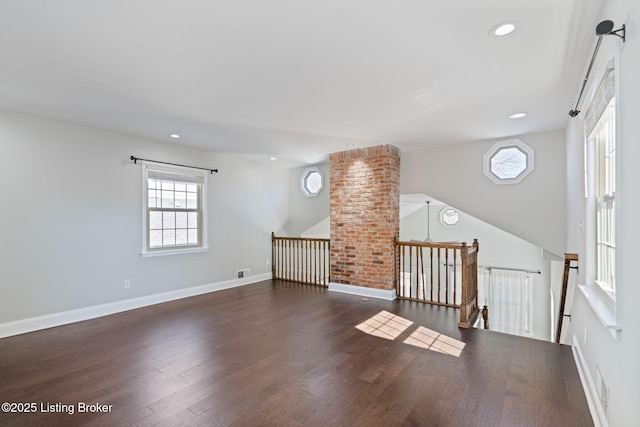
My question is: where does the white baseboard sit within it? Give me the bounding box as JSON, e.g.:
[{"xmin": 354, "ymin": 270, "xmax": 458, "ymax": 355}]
[
  {"xmin": 0, "ymin": 273, "xmax": 271, "ymax": 339},
  {"xmin": 328, "ymin": 282, "xmax": 396, "ymax": 300},
  {"xmin": 572, "ymin": 336, "xmax": 607, "ymax": 427}
]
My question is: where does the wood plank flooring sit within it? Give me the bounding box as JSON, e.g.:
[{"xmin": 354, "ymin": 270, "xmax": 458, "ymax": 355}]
[{"xmin": 0, "ymin": 280, "xmax": 593, "ymax": 426}]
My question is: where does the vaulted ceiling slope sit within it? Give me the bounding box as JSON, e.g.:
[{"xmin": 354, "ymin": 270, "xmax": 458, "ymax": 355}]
[{"xmin": 0, "ymin": 0, "xmax": 603, "ymax": 165}]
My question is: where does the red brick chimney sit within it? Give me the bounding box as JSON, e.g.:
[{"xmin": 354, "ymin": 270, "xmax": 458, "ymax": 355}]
[{"xmin": 329, "ymin": 145, "xmax": 400, "ymax": 298}]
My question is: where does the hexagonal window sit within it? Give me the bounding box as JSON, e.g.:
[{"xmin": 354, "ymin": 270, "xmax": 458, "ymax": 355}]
[
  {"xmin": 300, "ymin": 167, "xmax": 324, "ymax": 197},
  {"xmin": 483, "ymin": 139, "xmax": 534, "ymax": 185},
  {"xmin": 440, "ymin": 207, "xmax": 460, "ymax": 227}
]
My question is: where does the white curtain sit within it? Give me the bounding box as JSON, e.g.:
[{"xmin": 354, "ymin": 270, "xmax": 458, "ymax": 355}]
[{"xmin": 484, "ymin": 269, "xmax": 531, "ymax": 337}]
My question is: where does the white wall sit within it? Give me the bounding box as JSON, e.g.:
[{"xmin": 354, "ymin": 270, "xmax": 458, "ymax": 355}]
[
  {"xmin": 0, "ymin": 110, "xmax": 290, "ymax": 325},
  {"xmin": 400, "ymin": 130, "xmax": 567, "ymax": 257},
  {"xmin": 400, "ymin": 202, "xmax": 552, "ymax": 341},
  {"xmin": 285, "ymin": 163, "xmax": 330, "ymax": 237},
  {"xmin": 565, "ymin": 1, "xmax": 640, "ymax": 425}
]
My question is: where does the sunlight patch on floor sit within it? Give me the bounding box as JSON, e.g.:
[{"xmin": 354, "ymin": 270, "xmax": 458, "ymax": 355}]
[
  {"xmin": 403, "ymin": 326, "xmax": 465, "ymax": 357},
  {"xmin": 356, "ymin": 311, "xmax": 465, "ymax": 357},
  {"xmin": 355, "ymin": 310, "xmax": 413, "ymax": 340}
]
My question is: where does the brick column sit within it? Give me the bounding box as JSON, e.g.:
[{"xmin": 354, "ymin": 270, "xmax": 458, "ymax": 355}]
[{"xmin": 329, "ymin": 145, "xmax": 400, "ymax": 292}]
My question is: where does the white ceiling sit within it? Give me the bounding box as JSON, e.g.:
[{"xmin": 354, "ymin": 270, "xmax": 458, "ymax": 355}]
[{"xmin": 0, "ymin": 0, "xmax": 603, "ymax": 166}]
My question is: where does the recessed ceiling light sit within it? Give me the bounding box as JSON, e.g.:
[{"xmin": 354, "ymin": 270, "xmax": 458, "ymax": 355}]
[
  {"xmin": 269, "ymin": 157, "xmax": 277, "ymax": 161},
  {"xmin": 509, "ymin": 112, "xmax": 528, "ymax": 119},
  {"xmin": 169, "ymin": 133, "xmax": 181, "ymax": 139},
  {"xmin": 490, "ymin": 22, "xmax": 517, "ymax": 38}
]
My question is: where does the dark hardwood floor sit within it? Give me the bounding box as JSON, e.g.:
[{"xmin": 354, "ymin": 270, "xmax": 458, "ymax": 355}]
[{"xmin": 0, "ymin": 280, "xmax": 592, "ymax": 426}]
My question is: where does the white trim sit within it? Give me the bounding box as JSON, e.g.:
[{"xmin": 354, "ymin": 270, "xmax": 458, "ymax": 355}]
[
  {"xmin": 573, "ymin": 336, "xmax": 608, "ymax": 427},
  {"xmin": 0, "ymin": 273, "xmax": 271, "ymax": 339},
  {"xmin": 140, "ymin": 246, "xmax": 209, "ymax": 257},
  {"xmin": 577, "ymin": 284, "xmax": 621, "ymax": 339},
  {"xmin": 328, "ymin": 282, "xmax": 397, "ymax": 300}
]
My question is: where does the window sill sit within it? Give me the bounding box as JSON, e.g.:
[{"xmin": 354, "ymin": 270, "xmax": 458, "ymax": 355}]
[
  {"xmin": 140, "ymin": 246, "xmax": 209, "ymax": 258},
  {"xmin": 577, "ymin": 284, "xmax": 621, "ymax": 339}
]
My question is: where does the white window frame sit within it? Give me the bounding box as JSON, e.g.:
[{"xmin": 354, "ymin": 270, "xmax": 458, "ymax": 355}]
[
  {"xmin": 300, "ymin": 166, "xmax": 324, "ymax": 197},
  {"xmin": 483, "ymin": 139, "xmax": 534, "ymax": 185},
  {"xmin": 592, "ymin": 99, "xmax": 616, "ymax": 298},
  {"xmin": 585, "ymin": 65, "xmax": 617, "ymax": 303},
  {"xmin": 439, "ymin": 206, "xmax": 461, "ymax": 227},
  {"xmin": 140, "ymin": 163, "xmax": 208, "ymax": 257},
  {"xmin": 580, "ymin": 58, "xmax": 621, "ymax": 337}
]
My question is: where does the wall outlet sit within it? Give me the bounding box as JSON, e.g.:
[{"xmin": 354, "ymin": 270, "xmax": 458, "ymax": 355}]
[
  {"xmin": 124, "ymin": 279, "xmax": 131, "ymax": 289},
  {"xmin": 237, "ymin": 269, "xmax": 250, "ymax": 279}
]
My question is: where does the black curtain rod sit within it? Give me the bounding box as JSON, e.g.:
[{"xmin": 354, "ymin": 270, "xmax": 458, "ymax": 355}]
[
  {"xmin": 130, "ymin": 156, "xmax": 218, "ymax": 174},
  {"xmin": 569, "ymin": 20, "xmax": 625, "ymax": 118},
  {"xmin": 568, "ymin": 35, "xmax": 605, "ymax": 118}
]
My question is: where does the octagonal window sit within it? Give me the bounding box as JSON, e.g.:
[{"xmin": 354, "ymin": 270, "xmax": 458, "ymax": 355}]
[
  {"xmin": 300, "ymin": 167, "xmax": 324, "ymax": 197},
  {"xmin": 440, "ymin": 207, "xmax": 460, "ymax": 227},
  {"xmin": 483, "ymin": 139, "xmax": 534, "ymax": 185}
]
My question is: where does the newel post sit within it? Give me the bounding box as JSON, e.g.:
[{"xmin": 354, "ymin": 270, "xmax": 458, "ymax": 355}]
[
  {"xmin": 482, "ymin": 305, "xmax": 489, "ymax": 329},
  {"xmin": 459, "ymin": 242, "xmax": 469, "ymax": 326},
  {"xmin": 393, "ymin": 236, "xmax": 399, "ymax": 291},
  {"xmin": 473, "ymin": 238, "xmax": 479, "ymax": 310},
  {"xmin": 271, "ymin": 232, "xmax": 276, "ymax": 279}
]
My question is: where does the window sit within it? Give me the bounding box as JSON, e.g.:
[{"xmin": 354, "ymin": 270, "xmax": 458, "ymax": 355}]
[
  {"xmin": 440, "ymin": 207, "xmax": 460, "ymax": 227},
  {"xmin": 586, "ymin": 66, "xmax": 616, "ymax": 298},
  {"xmin": 477, "ymin": 268, "xmax": 533, "ymax": 337},
  {"xmin": 141, "ymin": 164, "xmax": 208, "ymax": 256},
  {"xmin": 300, "ymin": 167, "xmax": 324, "ymax": 197},
  {"xmin": 483, "ymin": 139, "xmax": 534, "ymax": 185},
  {"xmin": 594, "ymin": 99, "xmax": 616, "ymax": 295}
]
